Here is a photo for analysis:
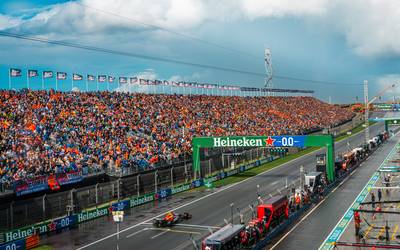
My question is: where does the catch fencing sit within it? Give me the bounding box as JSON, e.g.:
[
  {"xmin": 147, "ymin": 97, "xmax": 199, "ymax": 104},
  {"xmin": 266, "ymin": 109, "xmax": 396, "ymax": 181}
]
[{"xmin": 0, "ymin": 147, "xmax": 277, "ymax": 232}]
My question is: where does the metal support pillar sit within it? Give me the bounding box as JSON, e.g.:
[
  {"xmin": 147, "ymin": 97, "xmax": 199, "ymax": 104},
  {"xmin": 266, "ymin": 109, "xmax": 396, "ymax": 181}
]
[{"xmin": 364, "ymin": 80, "xmax": 369, "ymax": 143}]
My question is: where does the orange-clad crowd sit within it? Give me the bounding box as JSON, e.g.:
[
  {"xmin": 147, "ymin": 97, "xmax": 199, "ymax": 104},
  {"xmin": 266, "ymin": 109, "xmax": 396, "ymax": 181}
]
[{"xmin": 0, "ymin": 90, "xmax": 353, "ymax": 184}]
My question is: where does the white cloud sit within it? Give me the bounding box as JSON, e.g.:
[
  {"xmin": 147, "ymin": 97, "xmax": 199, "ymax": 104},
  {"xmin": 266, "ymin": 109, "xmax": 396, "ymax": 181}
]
[
  {"xmin": 136, "ymin": 69, "xmax": 157, "ymax": 80},
  {"xmin": 115, "ymin": 69, "xmax": 157, "ymax": 93},
  {"xmin": 114, "ymin": 69, "xmax": 204, "ymax": 93},
  {"xmin": 0, "ymin": 14, "xmax": 21, "ymax": 30},
  {"xmin": 240, "ymin": 0, "xmax": 329, "ymax": 19},
  {"xmin": 327, "ymin": 0, "xmax": 400, "ymax": 57},
  {"xmin": 377, "ymin": 74, "xmax": 400, "ymax": 97},
  {"xmin": 2, "ymin": 0, "xmax": 400, "ymax": 58},
  {"xmin": 168, "ymin": 72, "xmax": 202, "ymax": 82}
]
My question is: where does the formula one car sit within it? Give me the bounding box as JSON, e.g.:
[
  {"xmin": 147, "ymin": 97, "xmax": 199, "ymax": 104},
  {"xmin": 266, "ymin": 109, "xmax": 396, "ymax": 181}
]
[{"xmin": 153, "ymin": 212, "xmax": 192, "ymax": 227}]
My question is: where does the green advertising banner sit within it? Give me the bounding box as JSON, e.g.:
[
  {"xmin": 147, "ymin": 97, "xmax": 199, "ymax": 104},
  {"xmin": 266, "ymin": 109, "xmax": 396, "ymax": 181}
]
[
  {"xmin": 77, "ymin": 206, "xmax": 109, "ymax": 223},
  {"xmin": 192, "ymin": 135, "xmax": 335, "ymax": 181},
  {"xmin": 130, "ymin": 193, "xmax": 155, "ymax": 208},
  {"xmin": 3, "ymin": 215, "xmax": 74, "ymax": 243},
  {"xmin": 171, "ymin": 184, "xmax": 191, "ymax": 195}
]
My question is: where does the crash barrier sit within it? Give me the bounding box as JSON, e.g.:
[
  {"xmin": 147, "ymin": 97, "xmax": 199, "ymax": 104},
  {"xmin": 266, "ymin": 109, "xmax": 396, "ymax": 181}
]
[
  {"xmin": 0, "ymin": 234, "xmax": 39, "ymax": 250},
  {"xmin": 252, "ymin": 204, "xmax": 311, "ymax": 250},
  {"xmin": 0, "ymin": 146, "xmax": 274, "ymax": 231},
  {"xmin": 0, "ymin": 155, "xmax": 276, "ymax": 244}
]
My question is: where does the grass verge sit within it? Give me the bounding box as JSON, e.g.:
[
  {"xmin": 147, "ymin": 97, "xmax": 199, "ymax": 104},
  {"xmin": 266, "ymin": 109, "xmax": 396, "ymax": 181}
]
[{"xmin": 204, "ymin": 121, "xmax": 376, "ymax": 189}]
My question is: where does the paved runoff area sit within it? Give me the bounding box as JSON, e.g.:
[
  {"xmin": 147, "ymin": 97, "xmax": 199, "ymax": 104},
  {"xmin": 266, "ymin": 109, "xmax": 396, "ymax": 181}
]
[
  {"xmin": 321, "ymin": 137, "xmax": 400, "ymax": 249},
  {"xmin": 39, "ymin": 123, "xmax": 389, "ymax": 250}
]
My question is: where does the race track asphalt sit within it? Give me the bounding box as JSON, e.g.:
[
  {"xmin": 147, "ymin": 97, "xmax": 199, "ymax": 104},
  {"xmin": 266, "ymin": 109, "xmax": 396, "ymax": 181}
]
[
  {"xmin": 41, "ymin": 122, "xmax": 387, "ymax": 250},
  {"xmin": 270, "ymin": 127, "xmax": 400, "ymax": 250}
]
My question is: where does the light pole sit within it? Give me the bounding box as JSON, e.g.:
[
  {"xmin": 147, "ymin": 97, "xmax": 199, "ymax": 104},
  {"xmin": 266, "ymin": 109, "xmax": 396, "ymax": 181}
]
[
  {"xmin": 230, "ymin": 203, "xmax": 234, "ymax": 224},
  {"xmin": 112, "ymin": 210, "xmax": 124, "ymax": 250},
  {"xmin": 300, "ymin": 165, "xmax": 304, "ymax": 190}
]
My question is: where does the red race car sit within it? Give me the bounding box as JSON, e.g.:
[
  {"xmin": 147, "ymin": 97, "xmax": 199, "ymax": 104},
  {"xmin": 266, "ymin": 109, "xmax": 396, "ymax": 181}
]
[{"xmin": 153, "ymin": 211, "xmax": 192, "ymax": 227}]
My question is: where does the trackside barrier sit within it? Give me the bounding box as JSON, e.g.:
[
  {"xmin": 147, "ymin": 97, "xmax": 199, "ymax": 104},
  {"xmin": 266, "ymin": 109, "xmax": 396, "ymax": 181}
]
[
  {"xmin": 1, "ymin": 156, "xmax": 274, "ymax": 244},
  {"xmin": 25, "ymin": 235, "xmax": 39, "ymax": 249},
  {"xmin": 251, "ymin": 141, "xmax": 384, "ymax": 250},
  {"xmin": 252, "ymin": 204, "xmax": 311, "ymax": 250},
  {"xmin": 0, "ymin": 234, "xmax": 39, "ymax": 250},
  {"xmin": 0, "ymin": 238, "xmax": 26, "ymax": 250}
]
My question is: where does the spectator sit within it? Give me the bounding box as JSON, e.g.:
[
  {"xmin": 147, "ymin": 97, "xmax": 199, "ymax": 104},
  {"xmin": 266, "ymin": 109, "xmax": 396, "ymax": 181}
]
[{"xmin": 0, "ymin": 89, "xmax": 354, "ymax": 186}]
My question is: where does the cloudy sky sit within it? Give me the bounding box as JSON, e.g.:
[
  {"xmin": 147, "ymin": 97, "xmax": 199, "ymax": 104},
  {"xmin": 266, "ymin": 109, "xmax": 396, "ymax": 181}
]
[{"xmin": 1, "ymin": 0, "xmax": 400, "ymax": 102}]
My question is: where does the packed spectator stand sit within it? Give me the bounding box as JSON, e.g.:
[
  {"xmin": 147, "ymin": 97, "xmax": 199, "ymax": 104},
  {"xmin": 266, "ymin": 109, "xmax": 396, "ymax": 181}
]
[{"xmin": 0, "ymin": 89, "xmax": 354, "ymax": 191}]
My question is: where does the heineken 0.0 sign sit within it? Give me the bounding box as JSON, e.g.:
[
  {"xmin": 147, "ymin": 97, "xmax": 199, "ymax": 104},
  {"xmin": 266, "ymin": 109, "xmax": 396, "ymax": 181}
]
[
  {"xmin": 212, "ymin": 136, "xmax": 306, "ymax": 148},
  {"xmin": 192, "ymin": 135, "xmax": 335, "ymax": 181}
]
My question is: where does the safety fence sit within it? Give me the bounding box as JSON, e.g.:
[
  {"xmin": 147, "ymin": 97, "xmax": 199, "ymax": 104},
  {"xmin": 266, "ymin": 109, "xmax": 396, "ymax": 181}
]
[
  {"xmin": 0, "ymin": 152, "xmax": 278, "ymax": 245},
  {"xmin": 0, "ymin": 146, "xmax": 280, "ymax": 232}
]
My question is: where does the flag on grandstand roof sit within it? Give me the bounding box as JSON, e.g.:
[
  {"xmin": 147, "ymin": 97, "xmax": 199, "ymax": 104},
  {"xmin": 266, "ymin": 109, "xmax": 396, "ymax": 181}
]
[
  {"xmin": 98, "ymin": 75, "xmax": 107, "ymax": 82},
  {"xmin": 139, "ymin": 79, "xmax": 146, "ymax": 85},
  {"xmin": 87, "ymin": 75, "xmax": 95, "ymax": 81},
  {"xmin": 56, "ymin": 72, "xmax": 67, "ymax": 80},
  {"xmin": 119, "ymin": 77, "xmax": 127, "ymax": 84},
  {"xmin": 10, "ymin": 68, "xmax": 21, "ymax": 77},
  {"xmin": 163, "ymin": 80, "xmax": 169, "ymax": 85},
  {"xmin": 43, "ymin": 71, "xmax": 53, "ymax": 78},
  {"xmin": 130, "ymin": 77, "xmax": 138, "ymax": 84},
  {"xmin": 28, "ymin": 70, "xmax": 38, "ymax": 78},
  {"xmin": 155, "ymin": 80, "xmax": 162, "ymax": 85},
  {"xmin": 108, "ymin": 76, "xmax": 115, "ymax": 83},
  {"xmin": 73, "ymin": 74, "xmax": 83, "ymax": 81},
  {"xmin": 171, "ymin": 81, "xmax": 178, "ymax": 86}
]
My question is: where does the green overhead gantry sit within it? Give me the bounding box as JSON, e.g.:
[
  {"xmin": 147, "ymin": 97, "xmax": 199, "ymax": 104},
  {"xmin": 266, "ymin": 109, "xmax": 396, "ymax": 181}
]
[{"xmin": 192, "ymin": 135, "xmax": 336, "ymax": 182}]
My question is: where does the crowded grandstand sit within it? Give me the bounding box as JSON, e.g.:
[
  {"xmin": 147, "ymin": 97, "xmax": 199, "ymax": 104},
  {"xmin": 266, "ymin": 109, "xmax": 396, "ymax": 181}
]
[{"xmin": 0, "ymin": 89, "xmax": 354, "ymax": 187}]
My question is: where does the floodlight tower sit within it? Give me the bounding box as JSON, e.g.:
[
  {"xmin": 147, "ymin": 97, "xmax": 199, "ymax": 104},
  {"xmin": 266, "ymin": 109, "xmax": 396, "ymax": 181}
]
[
  {"xmin": 364, "ymin": 81, "xmax": 396, "ymax": 143},
  {"xmin": 264, "ymin": 48, "xmax": 273, "ymax": 96}
]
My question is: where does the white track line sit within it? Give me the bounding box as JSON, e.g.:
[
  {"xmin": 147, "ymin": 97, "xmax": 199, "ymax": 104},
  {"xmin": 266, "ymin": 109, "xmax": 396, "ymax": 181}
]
[
  {"xmin": 141, "ymin": 222, "xmax": 220, "ymax": 230},
  {"xmin": 171, "ymin": 223, "xmax": 221, "ymax": 230},
  {"xmin": 270, "ymin": 170, "xmax": 351, "ymax": 249},
  {"xmin": 76, "ymin": 123, "xmax": 381, "ymax": 250},
  {"xmin": 126, "ymin": 228, "xmax": 149, "ymax": 238},
  {"xmin": 271, "ymin": 131, "xmax": 398, "ymax": 250},
  {"xmin": 318, "ymin": 134, "xmax": 399, "ymax": 249},
  {"xmin": 150, "ymin": 229, "xmax": 169, "ymax": 239}
]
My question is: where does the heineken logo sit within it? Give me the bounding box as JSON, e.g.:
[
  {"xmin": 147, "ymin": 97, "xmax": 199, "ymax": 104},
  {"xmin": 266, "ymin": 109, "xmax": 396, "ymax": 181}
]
[
  {"xmin": 171, "ymin": 184, "xmax": 190, "ymax": 195},
  {"xmin": 6, "ymin": 227, "xmax": 36, "ymax": 242},
  {"xmin": 213, "ymin": 137, "xmax": 263, "ymax": 147},
  {"xmin": 130, "ymin": 194, "xmax": 154, "ymax": 207},
  {"xmin": 78, "ymin": 207, "xmax": 108, "ymax": 223}
]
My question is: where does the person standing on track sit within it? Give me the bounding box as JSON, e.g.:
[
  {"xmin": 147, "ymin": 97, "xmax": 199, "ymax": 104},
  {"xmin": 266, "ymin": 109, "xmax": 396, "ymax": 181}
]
[
  {"xmin": 371, "ymin": 192, "xmax": 376, "ymax": 209},
  {"xmin": 377, "ymin": 188, "xmax": 382, "ymax": 202},
  {"xmin": 354, "ymin": 210, "xmax": 361, "ymax": 237}
]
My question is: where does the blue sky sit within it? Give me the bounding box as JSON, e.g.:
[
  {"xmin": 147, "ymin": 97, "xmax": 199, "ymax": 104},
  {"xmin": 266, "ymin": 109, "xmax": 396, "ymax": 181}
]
[{"xmin": 1, "ymin": 0, "xmax": 400, "ymax": 103}]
